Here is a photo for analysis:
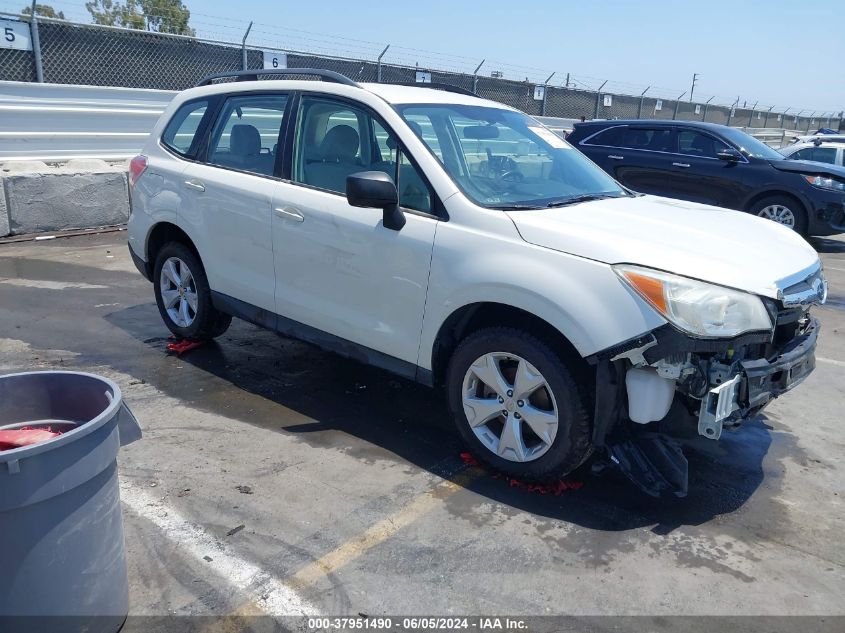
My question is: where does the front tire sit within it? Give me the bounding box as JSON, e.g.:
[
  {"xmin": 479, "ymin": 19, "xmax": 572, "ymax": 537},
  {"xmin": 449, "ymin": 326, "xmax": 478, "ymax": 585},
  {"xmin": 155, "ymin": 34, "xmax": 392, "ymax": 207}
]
[
  {"xmin": 153, "ymin": 242, "xmax": 231, "ymax": 340},
  {"xmin": 446, "ymin": 327, "xmax": 592, "ymax": 481},
  {"xmin": 750, "ymin": 195, "xmax": 808, "ymax": 235}
]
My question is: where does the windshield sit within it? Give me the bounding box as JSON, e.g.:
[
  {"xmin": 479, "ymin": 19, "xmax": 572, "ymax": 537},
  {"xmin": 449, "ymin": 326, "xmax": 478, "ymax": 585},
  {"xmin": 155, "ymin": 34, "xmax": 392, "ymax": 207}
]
[
  {"xmin": 396, "ymin": 104, "xmax": 628, "ymax": 209},
  {"xmin": 719, "ymin": 127, "xmax": 783, "ymax": 160}
]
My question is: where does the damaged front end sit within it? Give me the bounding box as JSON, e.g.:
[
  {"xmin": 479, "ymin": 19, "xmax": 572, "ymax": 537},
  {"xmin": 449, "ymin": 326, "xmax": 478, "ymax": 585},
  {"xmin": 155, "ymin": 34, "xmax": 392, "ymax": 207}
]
[{"xmin": 588, "ymin": 266, "xmax": 826, "ymax": 498}]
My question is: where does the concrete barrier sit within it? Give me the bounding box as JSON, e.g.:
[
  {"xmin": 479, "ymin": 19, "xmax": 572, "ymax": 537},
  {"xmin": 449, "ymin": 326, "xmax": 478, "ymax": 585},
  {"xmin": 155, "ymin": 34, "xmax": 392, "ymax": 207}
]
[{"xmin": 0, "ymin": 160, "xmax": 129, "ymax": 237}]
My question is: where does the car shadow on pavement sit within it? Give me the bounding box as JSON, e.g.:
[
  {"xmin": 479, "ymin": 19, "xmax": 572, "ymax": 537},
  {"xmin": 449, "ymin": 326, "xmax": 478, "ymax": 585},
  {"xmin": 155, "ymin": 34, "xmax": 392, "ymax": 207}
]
[
  {"xmin": 105, "ymin": 304, "xmax": 775, "ymax": 535},
  {"xmin": 810, "ymin": 237, "xmax": 845, "ymax": 253}
]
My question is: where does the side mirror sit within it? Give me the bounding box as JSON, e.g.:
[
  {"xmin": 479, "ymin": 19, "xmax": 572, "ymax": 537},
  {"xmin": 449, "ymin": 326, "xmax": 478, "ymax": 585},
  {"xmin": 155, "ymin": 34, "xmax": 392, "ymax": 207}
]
[
  {"xmin": 716, "ymin": 148, "xmax": 743, "ymax": 163},
  {"xmin": 346, "ymin": 171, "xmax": 405, "ymax": 231}
]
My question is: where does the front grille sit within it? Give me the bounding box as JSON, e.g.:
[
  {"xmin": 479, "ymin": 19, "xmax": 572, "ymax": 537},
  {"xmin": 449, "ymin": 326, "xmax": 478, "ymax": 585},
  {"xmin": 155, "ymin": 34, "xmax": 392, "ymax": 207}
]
[{"xmin": 780, "ymin": 267, "xmax": 828, "ymax": 308}]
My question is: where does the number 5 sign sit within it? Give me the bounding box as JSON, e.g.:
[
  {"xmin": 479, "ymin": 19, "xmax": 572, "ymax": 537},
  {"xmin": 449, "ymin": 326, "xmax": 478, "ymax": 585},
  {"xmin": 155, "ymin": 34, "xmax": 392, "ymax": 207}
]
[
  {"xmin": 263, "ymin": 52, "xmax": 287, "ymax": 70},
  {"xmin": 1, "ymin": 19, "xmax": 33, "ymax": 51}
]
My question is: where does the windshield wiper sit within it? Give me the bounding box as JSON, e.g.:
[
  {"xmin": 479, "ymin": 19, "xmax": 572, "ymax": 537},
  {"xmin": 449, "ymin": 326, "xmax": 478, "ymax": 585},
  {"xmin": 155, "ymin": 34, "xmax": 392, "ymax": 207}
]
[{"xmin": 545, "ymin": 194, "xmax": 616, "ymax": 208}]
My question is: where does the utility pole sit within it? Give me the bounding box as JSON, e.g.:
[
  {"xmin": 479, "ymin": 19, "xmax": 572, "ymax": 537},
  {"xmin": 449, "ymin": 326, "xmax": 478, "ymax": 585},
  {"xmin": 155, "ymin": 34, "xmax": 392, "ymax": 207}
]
[{"xmin": 689, "ymin": 73, "xmax": 698, "ymax": 102}]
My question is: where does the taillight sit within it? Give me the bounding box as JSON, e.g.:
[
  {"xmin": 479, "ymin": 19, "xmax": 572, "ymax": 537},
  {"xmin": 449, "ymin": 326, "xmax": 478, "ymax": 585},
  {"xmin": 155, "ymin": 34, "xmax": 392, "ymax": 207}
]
[{"xmin": 128, "ymin": 154, "xmax": 147, "ymax": 189}]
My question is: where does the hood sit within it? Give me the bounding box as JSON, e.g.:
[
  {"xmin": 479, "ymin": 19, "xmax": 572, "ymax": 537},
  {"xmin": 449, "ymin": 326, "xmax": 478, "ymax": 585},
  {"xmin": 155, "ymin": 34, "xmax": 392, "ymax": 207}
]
[
  {"xmin": 506, "ymin": 195, "xmax": 820, "ymax": 299},
  {"xmin": 769, "ymin": 158, "xmax": 845, "ymax": 179}
]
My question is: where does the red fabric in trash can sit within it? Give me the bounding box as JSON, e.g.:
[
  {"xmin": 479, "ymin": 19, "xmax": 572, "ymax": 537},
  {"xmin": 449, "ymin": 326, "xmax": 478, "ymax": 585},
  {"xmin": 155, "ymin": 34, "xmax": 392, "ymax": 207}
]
[{"xmin": 0, "ymin": 428, "xmax": 62, "ymax": 451}]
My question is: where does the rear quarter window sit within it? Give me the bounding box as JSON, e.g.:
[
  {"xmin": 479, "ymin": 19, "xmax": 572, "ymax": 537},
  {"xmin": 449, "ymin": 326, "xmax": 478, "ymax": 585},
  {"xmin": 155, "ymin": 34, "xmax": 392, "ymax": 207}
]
[{"xmin": 161, "ymin": 99, "xmax": 209, "ymax": 157}]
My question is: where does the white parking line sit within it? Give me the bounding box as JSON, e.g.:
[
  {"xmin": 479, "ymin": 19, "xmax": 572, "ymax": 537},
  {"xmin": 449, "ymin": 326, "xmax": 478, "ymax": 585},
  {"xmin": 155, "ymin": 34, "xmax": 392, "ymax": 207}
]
[
  {"xmin": 120, "ymin": 481, "xmax": 321, "ymax": 616},
  {"xmin": 817, "ymin": 357, "xmax": 845, "ymax": 368}
]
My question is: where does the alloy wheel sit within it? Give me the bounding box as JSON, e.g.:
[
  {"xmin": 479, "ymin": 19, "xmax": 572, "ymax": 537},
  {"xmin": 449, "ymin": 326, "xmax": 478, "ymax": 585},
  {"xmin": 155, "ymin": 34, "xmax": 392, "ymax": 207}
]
[
  {"xmin": 757, "ymin": 204, "xmax": 796, "ymax": 229},
  {"xmin": 159, "ymin": 256, "xmax": 198, "ymax": 328},
  {"xmin": 461, "ymin": 352, "xmax": 559, "ymax": 462}
]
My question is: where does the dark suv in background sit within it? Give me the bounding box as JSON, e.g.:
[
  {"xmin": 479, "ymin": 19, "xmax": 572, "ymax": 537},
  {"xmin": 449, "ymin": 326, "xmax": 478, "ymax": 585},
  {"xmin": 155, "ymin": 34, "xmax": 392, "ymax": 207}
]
[{"xmin": 567, "ymin": 120, "xmax": 845, "ymax": 236}]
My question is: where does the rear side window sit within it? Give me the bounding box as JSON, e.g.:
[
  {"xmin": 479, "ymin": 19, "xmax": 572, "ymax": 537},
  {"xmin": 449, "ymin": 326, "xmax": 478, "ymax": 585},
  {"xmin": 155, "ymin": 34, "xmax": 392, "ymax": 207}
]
[
  {"xmin": 161, "ymin": 100, "xmax": 208, "ymax": 157},
  {"xmin": 207, "ymin": 94, "xmax": 289, "ymax": 177},
  {"xmin": 583, "ymin": 126, "xmax": 675, "ymax": 152},
  {"xmin": 791, "ymin": 146, "xmax": 837, "ymax": 164}
]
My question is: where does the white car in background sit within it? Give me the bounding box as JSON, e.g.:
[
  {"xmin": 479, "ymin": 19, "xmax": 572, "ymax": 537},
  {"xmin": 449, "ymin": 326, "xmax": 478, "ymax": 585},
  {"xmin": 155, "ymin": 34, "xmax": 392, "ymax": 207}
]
[
  {"xmin": 780, "ymin": 140, "xmax": 845, "ymax": 167},
  {"xmin": 127, "ymin": 70, "xmax": 826, "ymax": 497}
]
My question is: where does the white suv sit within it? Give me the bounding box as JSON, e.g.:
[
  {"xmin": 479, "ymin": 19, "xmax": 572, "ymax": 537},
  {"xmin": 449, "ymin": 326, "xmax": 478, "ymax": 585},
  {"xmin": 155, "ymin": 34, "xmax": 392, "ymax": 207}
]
[{"xmin": 127, "ymin": 70, "xmax": 826, "ymax": 495}]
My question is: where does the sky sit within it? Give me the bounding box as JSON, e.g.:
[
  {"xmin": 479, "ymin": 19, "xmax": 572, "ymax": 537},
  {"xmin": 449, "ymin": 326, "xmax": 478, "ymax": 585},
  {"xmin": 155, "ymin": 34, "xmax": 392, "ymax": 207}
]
[{"xmin": 13, "ymin": 0, "xmax": 844, "ymax": 113}]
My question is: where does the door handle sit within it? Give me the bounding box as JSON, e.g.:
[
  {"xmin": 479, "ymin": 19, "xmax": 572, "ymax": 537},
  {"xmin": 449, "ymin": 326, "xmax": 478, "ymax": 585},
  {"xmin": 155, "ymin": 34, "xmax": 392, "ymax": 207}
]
[
  {"xmin": 184, "ymin": 179, "xmax": 205, "ymax": 192},
  {"xmin": 672, "ymin": 162, "xmax": 691, "ymax": 168},
  {"xmin": 274, "ymin": 207, "xmax": 305, "ymax": 223},
  {"xmin": 608, "ymin": 155, "xmax": 624, "ymax": 160}
]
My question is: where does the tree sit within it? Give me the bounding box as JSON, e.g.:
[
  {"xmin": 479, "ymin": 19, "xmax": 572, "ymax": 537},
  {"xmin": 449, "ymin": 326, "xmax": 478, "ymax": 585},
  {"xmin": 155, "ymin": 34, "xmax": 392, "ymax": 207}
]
[
  {"xmin": 22, "ymin": 3, "xmax": 65, "ymax": 19},
  {"xmin": 85, "ymin": 0, "xmax": 195, "ymax": 36}
]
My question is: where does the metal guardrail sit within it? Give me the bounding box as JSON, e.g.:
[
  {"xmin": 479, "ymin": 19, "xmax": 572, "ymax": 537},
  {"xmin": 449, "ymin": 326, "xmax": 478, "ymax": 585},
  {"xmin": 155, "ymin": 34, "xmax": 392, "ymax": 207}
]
[
  {"xmin": 0, "ymin": 81, "xmax": 174, "ymax": 161},
  {"xmin": 0, "ymin": 82, "xmax": 809, "ymax": 163}
]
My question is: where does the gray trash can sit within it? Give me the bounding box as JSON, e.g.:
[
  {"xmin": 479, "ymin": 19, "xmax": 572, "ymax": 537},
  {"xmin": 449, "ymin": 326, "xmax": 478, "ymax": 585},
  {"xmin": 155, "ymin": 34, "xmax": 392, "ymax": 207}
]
[{"xmin": 0, "ymin": 371, "xmax": 142, "ymax": 633}]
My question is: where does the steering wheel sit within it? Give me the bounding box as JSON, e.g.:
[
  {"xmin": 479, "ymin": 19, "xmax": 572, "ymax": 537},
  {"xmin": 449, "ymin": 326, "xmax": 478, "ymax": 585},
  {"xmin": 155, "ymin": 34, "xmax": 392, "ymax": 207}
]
[{"xmin": 498, "ymin": 170, "xmax": 525, "ymax": 183}]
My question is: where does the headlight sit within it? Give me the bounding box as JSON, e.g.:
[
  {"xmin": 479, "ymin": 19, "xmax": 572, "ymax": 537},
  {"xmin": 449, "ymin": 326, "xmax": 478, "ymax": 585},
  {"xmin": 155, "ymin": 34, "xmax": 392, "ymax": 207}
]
[
  {"xmin": 804, "ymin": 174, "xmax": 845, "ymax": 192},
  {"xmin": 614, "ymin": 265, "xmax": 772, "ymax": 338}
]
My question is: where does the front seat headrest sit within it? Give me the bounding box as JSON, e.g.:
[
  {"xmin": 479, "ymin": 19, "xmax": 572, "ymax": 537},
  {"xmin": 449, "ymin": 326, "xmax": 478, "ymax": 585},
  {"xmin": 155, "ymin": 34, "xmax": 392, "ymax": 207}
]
[{"xmin": 320, "ymin": 125, "xmax": 359, "ymax": 161}]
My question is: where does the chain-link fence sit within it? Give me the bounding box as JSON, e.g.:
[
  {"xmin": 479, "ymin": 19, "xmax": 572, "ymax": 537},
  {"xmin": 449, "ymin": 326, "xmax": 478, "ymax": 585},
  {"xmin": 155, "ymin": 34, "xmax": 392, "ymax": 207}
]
[{"xmin": 1, "ymin": 12, "xmax": 842, "ymax": 132}]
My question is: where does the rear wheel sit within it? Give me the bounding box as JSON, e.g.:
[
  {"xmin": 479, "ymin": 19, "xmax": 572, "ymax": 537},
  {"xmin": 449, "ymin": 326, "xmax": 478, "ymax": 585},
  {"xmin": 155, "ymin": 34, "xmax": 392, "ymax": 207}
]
[
  {"xmin": 750, "ymin": 195, "xmax": 808, "ymax": 235},
  {"xmin": 153, "ymin": 242, "xmax": 231, "ymax": 340},
  {"xmin": 446, "ymin": 327, "xmax": 592, "ymax": 481}
]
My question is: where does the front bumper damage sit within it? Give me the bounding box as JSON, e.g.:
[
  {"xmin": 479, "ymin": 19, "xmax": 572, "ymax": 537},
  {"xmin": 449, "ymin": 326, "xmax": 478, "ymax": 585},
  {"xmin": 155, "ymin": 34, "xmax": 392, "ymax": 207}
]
[{"xmin": 587, "ymin": 310, "xmax": 819, "ymax": 497}]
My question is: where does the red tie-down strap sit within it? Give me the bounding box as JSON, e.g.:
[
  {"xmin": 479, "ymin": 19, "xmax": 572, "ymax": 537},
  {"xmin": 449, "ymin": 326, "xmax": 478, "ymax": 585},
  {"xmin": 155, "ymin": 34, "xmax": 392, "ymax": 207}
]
[
  {"xmin": 166, "ymin": 337, "xmax": 206, "ymax": 355},
  {"xmin": 459, "ymin": 452, "xmax": 583, "ymax": 495},
  {"xmin": 0, "ymin": 427, "xmax": 63, "ymax": 451}
]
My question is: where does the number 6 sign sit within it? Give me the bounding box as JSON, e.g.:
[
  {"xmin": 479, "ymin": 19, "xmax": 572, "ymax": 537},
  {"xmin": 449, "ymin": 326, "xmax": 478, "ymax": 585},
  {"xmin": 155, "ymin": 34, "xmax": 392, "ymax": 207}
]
[
  {"xmin": 1, "ymin": 19, "xmax": 33, "ymax": 51},
  {"xmin": 263, "ymin": 51, "xmax": 287, "ymax": 70}
]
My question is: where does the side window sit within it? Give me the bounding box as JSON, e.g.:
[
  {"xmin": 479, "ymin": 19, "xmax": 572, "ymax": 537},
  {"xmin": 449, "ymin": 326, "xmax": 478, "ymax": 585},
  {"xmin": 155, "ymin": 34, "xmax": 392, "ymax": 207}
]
[
  {"xmin": 293, "ymin": 96, "xmax": 434, "ymax": 213},
  {"xmin": 619, "ymin": 128, "xmax": 674, "ymax": 152},
  {"xmin": 206, "ymin": 94, "xmax": 288, "ymax": 177},
  {"xmin": 790, "ymin": 147, "xmax": 837, "ymax": 163},
  {"xmin": 161, "ymin": 100, "xmax": 208, "ymax": 156},
  {"xmin": 582, "ymin": 126, "xmax": 626, "ymax": 148},
  {"xmin": 677, "ymin": 130, "xmax": 729, "ymax": 158}
]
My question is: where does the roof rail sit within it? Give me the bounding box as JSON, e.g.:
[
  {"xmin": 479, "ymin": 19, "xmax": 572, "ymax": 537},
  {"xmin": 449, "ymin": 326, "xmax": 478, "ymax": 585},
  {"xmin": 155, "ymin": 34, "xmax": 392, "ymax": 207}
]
[
  {"xmin": 195, "ymin": 68, "xmax": 360, "ymax": 88},
  {"xmin": 388, "ymin": 82, "xmax": 478, "ymax": 97}
]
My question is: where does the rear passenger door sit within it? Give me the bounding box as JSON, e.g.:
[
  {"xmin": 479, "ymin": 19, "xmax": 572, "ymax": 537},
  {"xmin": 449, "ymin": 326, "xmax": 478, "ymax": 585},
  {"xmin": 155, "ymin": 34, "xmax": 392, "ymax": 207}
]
[
  {"xmin": 181, "ymin": 93, "xmax": 290, "ymax": 312},
  {"xmin": 579, "ymin": 125, "xmax": 678, "ymax": 195},
  {"xmin": 271, "ymin": 94, "xmax": 438, "ymax": 366}
]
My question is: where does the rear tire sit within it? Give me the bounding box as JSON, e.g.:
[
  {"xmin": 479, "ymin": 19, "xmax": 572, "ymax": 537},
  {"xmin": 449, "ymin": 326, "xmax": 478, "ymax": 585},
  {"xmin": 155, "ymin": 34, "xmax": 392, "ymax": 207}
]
[
  {"xmin": 153, "ymin": 242, "xmax": 231, "ymax": 340},
  {"xmin": 750, "ymin": 195, "xmax": 808, "ymax": 235},
  {"xmin": 446, "ymin": 327, "xmax": 592, "ymax": 481}
]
